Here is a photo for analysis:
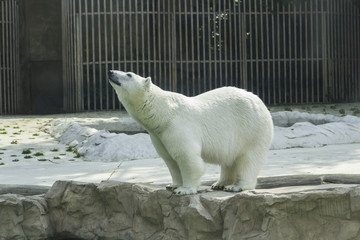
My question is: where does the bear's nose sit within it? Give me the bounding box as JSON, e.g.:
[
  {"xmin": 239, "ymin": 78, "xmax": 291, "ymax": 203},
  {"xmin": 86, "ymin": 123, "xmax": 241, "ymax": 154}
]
[{"xmin": 108, "ymin": 70, "xmax": 114, "ymax": 78}]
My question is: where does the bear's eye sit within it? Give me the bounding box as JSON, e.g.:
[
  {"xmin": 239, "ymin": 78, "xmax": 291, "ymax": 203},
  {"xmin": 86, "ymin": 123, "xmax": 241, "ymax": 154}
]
[{"xmin": 126, "ymin": 73, "xmax": 132, "ymax": 78}]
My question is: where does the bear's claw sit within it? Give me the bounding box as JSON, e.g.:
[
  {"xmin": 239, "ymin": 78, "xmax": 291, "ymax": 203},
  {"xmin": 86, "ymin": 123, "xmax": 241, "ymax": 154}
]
[{"xmin": 211, "ymin": 183, "xmax": 225, "ymax": 190}]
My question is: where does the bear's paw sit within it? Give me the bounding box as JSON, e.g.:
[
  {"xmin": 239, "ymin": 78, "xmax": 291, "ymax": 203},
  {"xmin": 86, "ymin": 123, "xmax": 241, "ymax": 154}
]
[
  {"xmin": 173, "ymin": 186, "xmax": 197, "ymax": 195},
  {"xmin": 224, "ymin": 185, "xmax": 243, "ymax": 192}
]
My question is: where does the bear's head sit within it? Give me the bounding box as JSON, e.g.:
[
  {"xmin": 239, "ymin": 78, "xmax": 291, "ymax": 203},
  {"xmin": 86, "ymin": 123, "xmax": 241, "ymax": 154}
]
[{"xmin": 108, "ymin": 70, "xmax": 152, "ymax": 104}]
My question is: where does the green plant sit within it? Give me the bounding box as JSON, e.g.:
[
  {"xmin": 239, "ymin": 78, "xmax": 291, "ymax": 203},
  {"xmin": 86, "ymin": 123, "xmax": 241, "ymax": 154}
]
[
  {"xmin": 33, "ymin": 133, "xmax": 39, "ymax": 136},
  {"xmin": 22, "ymin": 149, "xmax": 32, "ymax": 154},
  {"xmin": 12, "ymin": 159, "xmax": 19, "ymax": 162},
  {"xmin": 0, "ymin": 163, "xmax": 5, "ymax": 166},
  {"xmin": 38, "ymin": 159, "xmax": 48, "ymax": 162},
  {"xmin": 34, "ymin": 152, "xmax": 44, "ymax": 157},
  {"xmin": 24, "ymin": 155, "xmax": 33, "ymax": 159},
  {"xmin": 53, "ymin": 156, "xmax": 61, "ymax": 160},
  {"xmin": 339, "ymin": 109, "xmax": 346, "ymax": 115},
  {"xmin": 74, "ymin": 153, "xmax": 81, "ymax": 158},
  {"xmin": 11, "ymin": 140, "xmax": 18, "ymax": 144},
  {"xmin": 66, "ymin": 146, "xmax": 74, "ymax": 152},
  {"xmin": 51, "ymin": 148, "xmax": 59, "ymax": 152}
]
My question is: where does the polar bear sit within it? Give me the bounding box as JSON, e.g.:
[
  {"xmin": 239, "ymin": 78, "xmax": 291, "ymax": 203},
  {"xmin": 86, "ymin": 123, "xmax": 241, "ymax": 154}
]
[{"xmin": 108, "ymin": 70, "xmax": 273, "ymax": 195}]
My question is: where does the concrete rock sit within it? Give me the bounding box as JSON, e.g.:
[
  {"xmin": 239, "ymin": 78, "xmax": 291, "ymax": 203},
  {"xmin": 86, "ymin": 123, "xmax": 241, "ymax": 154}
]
[
  {"xmin": 0, "ymin": 194, "xmax": 52, "ymax": 240},
  {"xmin": 1, "ymin": 180, "xmax": 360, "ymax": 239}
]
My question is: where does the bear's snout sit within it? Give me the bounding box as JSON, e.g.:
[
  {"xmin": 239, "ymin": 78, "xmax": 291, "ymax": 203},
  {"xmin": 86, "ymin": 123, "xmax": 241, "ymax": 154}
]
[{"xmin": 108, "ymin": 70, "xmax": 121, "ymax": 86}]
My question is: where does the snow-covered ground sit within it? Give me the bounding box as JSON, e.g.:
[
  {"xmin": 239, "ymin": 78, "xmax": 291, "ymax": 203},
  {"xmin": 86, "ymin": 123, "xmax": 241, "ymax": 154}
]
[{"xmin": 1, "ymin": 103, "xmax": 360, "ymax": 187}]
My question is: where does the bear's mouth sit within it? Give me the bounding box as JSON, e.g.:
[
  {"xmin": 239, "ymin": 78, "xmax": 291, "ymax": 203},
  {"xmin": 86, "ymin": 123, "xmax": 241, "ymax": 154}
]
[{"xmin": 108, "ymin": 77, "xmax": 121, "ymax": 86}]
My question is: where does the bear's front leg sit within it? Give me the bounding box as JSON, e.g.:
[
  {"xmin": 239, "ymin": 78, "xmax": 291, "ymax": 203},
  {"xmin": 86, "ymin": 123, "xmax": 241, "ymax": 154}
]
[{"xmin": 171, "ymin": 152, "xmax": 204, "ymax": 195}]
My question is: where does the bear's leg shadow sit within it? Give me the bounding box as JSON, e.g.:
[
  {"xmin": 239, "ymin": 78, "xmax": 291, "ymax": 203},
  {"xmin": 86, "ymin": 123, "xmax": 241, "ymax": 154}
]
[
  {"xmin": 224, "ymin": 151, "xmax": 266, "ymax": 192},
  {"xmin": 211, "ymin": 165, "xmax": 235, "ymax": 190}
]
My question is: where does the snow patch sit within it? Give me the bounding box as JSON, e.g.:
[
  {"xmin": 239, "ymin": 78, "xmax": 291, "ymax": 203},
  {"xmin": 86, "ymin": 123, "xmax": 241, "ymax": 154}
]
[
  {"xmin": 44, "ymin": 111, "xmax": 360, "ymax": 162},
  {"xmin": 271, "ymin": 111, "xmax": 360, "ymax": 149}
]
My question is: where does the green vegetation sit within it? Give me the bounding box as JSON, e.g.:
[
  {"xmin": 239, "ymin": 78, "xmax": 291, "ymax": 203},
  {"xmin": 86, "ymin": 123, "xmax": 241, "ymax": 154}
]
[
  {"xmin": 22, "ymin": 149, "xmax": 32, "ymax": 154},
  {"xmin": 34, "ymin": 152, "xmax": 44, "ymax": 157},
  {"xmin": 24, "ymin": 155, "xmax": 33, "ymax": 159}
]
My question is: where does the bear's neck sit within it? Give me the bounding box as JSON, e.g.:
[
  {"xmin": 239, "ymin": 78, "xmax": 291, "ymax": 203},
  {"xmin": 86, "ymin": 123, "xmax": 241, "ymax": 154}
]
[{"xmin": 126, "ymin": 84, "xmax": 177, "ymax": 134}]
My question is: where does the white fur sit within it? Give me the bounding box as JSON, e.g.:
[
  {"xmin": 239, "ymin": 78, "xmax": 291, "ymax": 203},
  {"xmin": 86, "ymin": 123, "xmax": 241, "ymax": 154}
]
[{"xmin": 109, "ymin": 70, "xmax": 274, "ymax": 195}]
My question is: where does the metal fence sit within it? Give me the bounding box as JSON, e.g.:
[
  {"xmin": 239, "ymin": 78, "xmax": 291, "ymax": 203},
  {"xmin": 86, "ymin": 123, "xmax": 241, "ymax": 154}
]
[
  {"xmin": 62, "ymin": 0, "xmax": 360, "ymax": 112},
  {"xmin": 0, "ymin": 0, "xmax": 19, "ymax": 114}
]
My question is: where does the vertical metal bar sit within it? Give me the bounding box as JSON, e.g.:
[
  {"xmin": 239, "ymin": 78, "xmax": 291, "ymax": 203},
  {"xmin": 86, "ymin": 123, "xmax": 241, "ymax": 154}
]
[
  {"xmin": 91, "ymin": 0, "xmax": 96, "ymax": 110},
  {"xmin": 110, "ymin": 0, "xmax": 115, "ymax": 109},
  {"xmin": 9, "ymin": 0, "xmax": 13, "ymax": 113},
  {"xmin": 217, "ymin": 0, "xmax": 222, "ymax": 88},
  {"xmin": 61, "ymin": 0, "xmax": 66, "ymax": 111},
  {"xmin": 152, "ymin": 0, "xmax": 157, "ymax": 83},
  {"xmin": 271, "ymin": 0, "xmax": 276, "ymax": 104},
  {"xmin": 161, "ymin": 0, "xmax": 166, "ymax": 89},
  {"xmin": 84, "ymin": 0, "xmax": 90, "ymax": 110},
  {"xmin": 254, "ymin": 0, "xmax": 259, "ymax": 95},
  {"xmin": 310, "ymin": 1, "xmax": 314, "ymax": 103},
  {"xmin": 260, "ymin": 0, "xmax": 265, "ymax": 100},
  {"xmin": 122, "ymin": 0, "xmax": 127, "ymax": 71},
  {"xmin": 207, "ymin": 0, "xmax": 212, "ymax": 90},
  {"xmin": 141, "ymin": 0, "xmax": 145, "ymax": 76},
  {"xmin": 233, "ymin": 0, "xmax": 238, "ymax": 88},
  {"xmin": 288, "ymin": 3, "xmax": 292, "ymax": 104},
  {"xmin": 202, "ymin": 0, "xmax": 207, "ymax": 91},
  {"xmin": 157, "ymin": 0, "xmax": 162, "ymax": 87},
  {"xmin": 184, "ymin": 0, "xmax": 189, "ymax": 94},
  {"xmin": 171, "ymin": 0, "xmax": 177, "ymax": 92},
  {"xmin": 104, "ymin": 0, "xmax": 109, "ymax": 110},
  {"xmin": 146, "ymin": 0, "xmax": 151, "ymax": 79},
  {"xmin": 305, "ymin": 1, "xmax": 309, "ymax": 103},
  {"xmin": 282, "ymin": 2, "xmax": 287, "ymax": 104},
  {"xmin": 315, "ymin": 0, "xmax": 320, "ymax": 102},
  {"xmin": 190, "ymin": 0, "xmax": 195, "ymax": 95},
  {"xmin": 78, "ymin": 0, "xmax": 84, "ymax": 111},
  {"xmin": 241, "ymin": 0, "xmax": 247, "ymax": 90},
  {"xmin": 135, "ymin": 0, "xmax": 139, "ymax": 74},
  {"xmin": 5, "ymin": 0, "xmax": 9, "ymax": 112},
  {"xmin": 129, "ymin": 0, "xmax": 133, "ymax": 72},
  {"xmin": 294, "ymin": 3, "xmax": 298, "ymax": 103},
  {"xmin": 265, "ymin": 0, "xmax": 270, "ymax": 104},
  {"xmin": 97, "ymin": 0, "xmax": 102, "ymax": 110},
  {"xmin": 196, "ymin": 0, "xmax": 201, "ymax": 92},
  {"xmin": 276, "ymin": 1, "xmax": 281, "ymax": 103},
  {"xmin": 224, "ymin": 0, "xmax": 229, "ymax": 86},
  {"xmin": 212, "ymin": 0, "xmax": 217, "ymax": 89},
  {"xmin": 321, "ymin": 0, "xmax": 328, "ymax": 103}
]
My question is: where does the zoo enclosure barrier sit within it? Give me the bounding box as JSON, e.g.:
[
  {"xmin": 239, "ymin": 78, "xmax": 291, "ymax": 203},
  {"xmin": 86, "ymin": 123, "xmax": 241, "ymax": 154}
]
[
  {"xmin": 0, "ymin": 0, "xmax": 20, "ymax": 114},
  {"xmin": 62, "ymin": 0, "xmax": 360, "ymax": 112}
]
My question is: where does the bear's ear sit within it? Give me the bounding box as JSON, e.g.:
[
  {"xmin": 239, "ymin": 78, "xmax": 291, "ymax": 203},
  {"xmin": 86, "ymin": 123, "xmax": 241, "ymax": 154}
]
[{"xmin": 145, "ymin": 77, "xmax": 152, "ymax": 89}]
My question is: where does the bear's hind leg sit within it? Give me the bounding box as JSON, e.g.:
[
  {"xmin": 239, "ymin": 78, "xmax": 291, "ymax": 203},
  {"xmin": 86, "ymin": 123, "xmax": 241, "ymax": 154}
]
[
  {"xmin": 224, "ymin": 151, "xmax": 266, "ymax": 192},
  {"xmin": 211, "ymin": 165, "xmax": 235, "ymax": 190}
]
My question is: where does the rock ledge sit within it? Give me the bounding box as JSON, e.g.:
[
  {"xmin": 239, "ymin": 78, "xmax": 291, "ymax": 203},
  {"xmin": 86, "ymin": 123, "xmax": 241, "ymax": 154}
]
[{"xmin": 1, "ymin": 178, "xmax": 360, "ymax": 240}]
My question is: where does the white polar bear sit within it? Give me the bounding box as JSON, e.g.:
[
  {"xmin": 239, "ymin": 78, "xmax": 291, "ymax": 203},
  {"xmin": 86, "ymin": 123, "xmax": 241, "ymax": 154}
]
[{"xmin": 109, "ymin": 70, "xmax": 273, "ymax": 195}]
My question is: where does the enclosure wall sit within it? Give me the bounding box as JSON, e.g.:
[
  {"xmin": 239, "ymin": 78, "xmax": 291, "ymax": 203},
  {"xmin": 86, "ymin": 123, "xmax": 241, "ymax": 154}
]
[{"xmin": 62, "ymin": 0, "xmax": 360, "ymax": 112}]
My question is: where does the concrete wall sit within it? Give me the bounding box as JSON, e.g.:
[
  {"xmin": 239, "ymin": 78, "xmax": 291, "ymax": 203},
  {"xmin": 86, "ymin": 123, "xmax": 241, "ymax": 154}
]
[{"xmin": 19, "ymin": 0, "xmax": 63, "ymax": 114}]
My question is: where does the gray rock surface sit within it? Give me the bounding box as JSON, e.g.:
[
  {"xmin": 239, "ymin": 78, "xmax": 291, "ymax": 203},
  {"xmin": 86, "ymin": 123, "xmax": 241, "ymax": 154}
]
[{"xmin": 1, "ymin": 179, "xmax": 360, "ymax": 240}]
